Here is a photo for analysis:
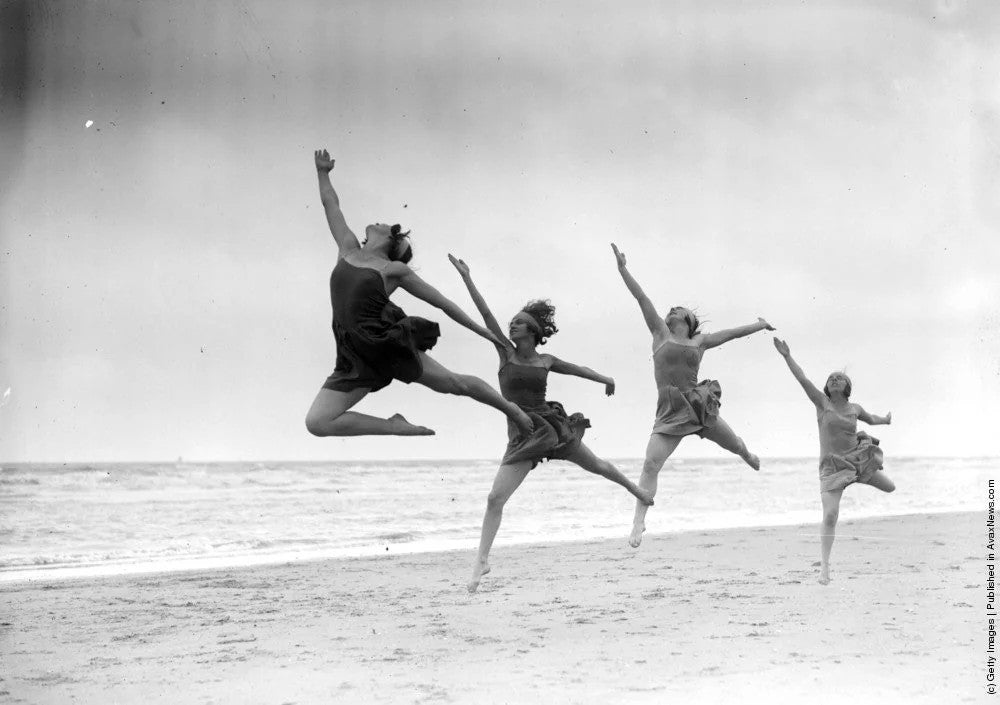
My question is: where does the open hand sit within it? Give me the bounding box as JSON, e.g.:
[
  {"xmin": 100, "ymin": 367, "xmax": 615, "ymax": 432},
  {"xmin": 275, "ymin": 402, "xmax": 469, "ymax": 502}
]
[
  {"xmin": 611, "ymin": 243, "xmax": 626, "ymax": 268},
  {"xmin": 314, "ymin": 149, "xmax": 335, "ymax": 173},
  {"xmin": 448, "ymin": 254, "xmax": 470, "ymax": 277},
  {"xmin": 758, "ymin": 317, "xmax": 776, "ymax": 331},
  {"xmin": 604, "ymin": 379, "xmax": 616, "ymax": 396},
  {"xmin": 772, "ymin": 337, "xmax": 790, "ymax": 357}
]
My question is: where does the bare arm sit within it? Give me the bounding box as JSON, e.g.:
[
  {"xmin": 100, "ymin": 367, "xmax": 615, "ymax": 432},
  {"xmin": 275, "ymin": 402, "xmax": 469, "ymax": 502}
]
[
  {"xmin": 856, "ymin": 406, "xmax": 892, "ymax": 426},
  {"xmin": 773, "ymin": 338, "xmax": 826, "ymax": 408},
  {"xmin": 448, "ymin": 255, "xmax": 512, "ymax": 360},
  {"xmin": 548, "ymin": 356, "xmax": 616, "ymax": 396},
  {"xmin": 394, "ymin": 266, "xmax": 504, "ymax": 346},
  {"xmin": 700, "ymin": 318, "xmax": 775, "ymax": 350},
  {"xmin": 314, "ymin": 149, "xmax": 361, "ymax": 254},
  {"xmin": 611, "ymin": 243, "xmax": 668, "ymax": 339}
]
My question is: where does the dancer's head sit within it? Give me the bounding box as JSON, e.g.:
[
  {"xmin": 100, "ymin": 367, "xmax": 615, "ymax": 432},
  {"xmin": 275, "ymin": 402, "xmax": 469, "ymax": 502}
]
[
  {"xmin": 509, "ymin": 300, "xmax": 558, "ymax": 346},
  {"xmin": 665, "ymin": 306, "xmax": 700, "ymax": 339},
  {"xmin": 363, "ymin": 223, "xmax": 413, "ymax": 263},
  {"xmin": 824, "ymin": 372, "xmax": 852, "ymax": 400}
]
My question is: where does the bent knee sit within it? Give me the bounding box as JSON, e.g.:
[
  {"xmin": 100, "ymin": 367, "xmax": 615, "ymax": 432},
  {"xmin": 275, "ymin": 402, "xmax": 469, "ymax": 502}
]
[
  {"xmin": 305, "ymin": 415, "xmax": 324, "ymax": 437},
  {"xmin": 883, "ymin": 482, "xmax": 896, "ymax": 493},
  {"xmin": 486, "ymin": 492, "xmax": 509, "ymax": 511}
]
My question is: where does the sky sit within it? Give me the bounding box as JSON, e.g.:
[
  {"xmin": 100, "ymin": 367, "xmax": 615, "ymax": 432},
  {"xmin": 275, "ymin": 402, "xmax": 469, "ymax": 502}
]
[{"xmin": 1, "ymin": 0, "xmax": 998, "ymax": 462}]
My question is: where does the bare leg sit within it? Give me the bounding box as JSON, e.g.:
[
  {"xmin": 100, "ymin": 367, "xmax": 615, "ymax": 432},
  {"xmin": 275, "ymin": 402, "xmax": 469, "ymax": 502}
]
[
  {"xmin": 864, "ymin": 471, "xmax": 896, "ymax": 493},
  {"xmin": 629, "ymin": 433, "xmax": 684, "ymax": 548},
  {"xmin": 701, "ymin": 416, "xmax": 759, "ymax": 470},
  {"xmin": 563, "ymin": 442, "xmax": 654, "ymax": 505},
  {"xmin": 819, "ymin": 489, "xmax": 844, "ymax": 585},
  {"xmin": 416, "ymin": 352, "xmax": 533, "ymax": 435},
  {"xmin": 305, "ymin": 388, "xmax": 434, "ymax": 436},
  {"xmin": 469, "ymin": 461, "xmax": 532, "ymax": 593}
]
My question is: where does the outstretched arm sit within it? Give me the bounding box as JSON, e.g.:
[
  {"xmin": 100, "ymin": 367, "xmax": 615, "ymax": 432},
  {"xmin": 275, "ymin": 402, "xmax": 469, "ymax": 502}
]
[
  {"xmin": 548, "ymin": 357, "xmax": 616, "ymax": 396},
  {"xmin": 773, "ymin": 338, "xmax": 826, "ymax": 408},
  {"xmin": 611, "ymin": 243, "xmax": 668, "ymax": 338},
  {"xmin": 700, "ymin": 318, "xmax": 775, "ymax": 350},
  {"xmin": 314, "ymin": 149, "xmax": 361, "ymax": 254},
  {"xmin": 448, "ymin": 255, "xmax": 512, "ymax": 359},
  {"xmin": 394, "ymin": 266, "xmax": 504, "ymax": 347},
  {"xmin": 856, "ymin": 407, "xmax": 892, "ymax": 426}
]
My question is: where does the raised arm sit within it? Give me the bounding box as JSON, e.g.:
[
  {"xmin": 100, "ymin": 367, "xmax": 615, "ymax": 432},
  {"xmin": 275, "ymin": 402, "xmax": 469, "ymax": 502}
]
[
  {"xmin": 700, "ymin": 318, "xmax": 775, "ymax": 350},
  {"xmin": 773, "ymin": 338, "xmax": 826, "ymax": 408},
  {"xmin": 856, "ymin": 406, "xmax": 892, "ymax": 426},
  {"xmin": 611, "ymin": 243, "xmax": 668, "ymax": 339},
  {"xmin": 548, "ymin": 356, "xmax": 616, "ymax": 396},
  {"xmin": 314, "ymin": 149, "xmax": 361, "ymax": 254},
  {"xmin": 448, "ymin": 255, "xmax": 512, "ymax": 359},
  {"xmin": 393, "ymin": 265, "xmax": 504, "ymax": 347}
]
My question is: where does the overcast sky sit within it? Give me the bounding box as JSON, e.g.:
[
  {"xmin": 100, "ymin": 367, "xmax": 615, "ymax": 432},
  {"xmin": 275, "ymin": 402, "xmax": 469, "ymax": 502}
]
[{"xmin": 1, "ymin": 0, "xmax": 998, "ymax": 463}]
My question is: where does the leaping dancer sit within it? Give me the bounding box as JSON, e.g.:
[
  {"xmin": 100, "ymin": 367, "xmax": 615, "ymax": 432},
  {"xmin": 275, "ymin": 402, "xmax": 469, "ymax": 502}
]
[
  {"xmin": 449, "ymin": 254, "xmax": 653, "ymax": 593},
  {"xmin": 304, "ymin": 149, "xmax": 533, "ymax": 439},
  {"xmin": 772, "ymin": 337, "xmax": 894, "ymax": 585},
  {"xmin": 611, "ymin": 243, "xmax": 770, "ymax": 548}
]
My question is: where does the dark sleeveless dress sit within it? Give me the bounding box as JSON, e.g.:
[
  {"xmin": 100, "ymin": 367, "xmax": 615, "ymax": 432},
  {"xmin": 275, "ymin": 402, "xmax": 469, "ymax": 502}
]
[
  {"xmin": 499, "ymin": 361, "xmax": 590, "ymax": 468},
  {"xmin": 322, "ymin": 258, "xmax": 440, "ymax": 393},
  {"xmin": 651, "ymin": 340, "xmax": 721, "ymax": 437}
]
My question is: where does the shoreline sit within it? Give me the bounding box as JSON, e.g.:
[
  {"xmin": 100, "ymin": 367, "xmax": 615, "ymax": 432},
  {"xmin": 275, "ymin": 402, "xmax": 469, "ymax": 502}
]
[{"xmin": 0, "ymin": 507, "xmax": 978, "ymax": 585}]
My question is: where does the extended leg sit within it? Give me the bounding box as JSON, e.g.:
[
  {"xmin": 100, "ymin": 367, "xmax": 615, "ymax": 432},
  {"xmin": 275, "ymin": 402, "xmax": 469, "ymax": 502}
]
[
  {"xmin": 701, "ymin": 416, "xmax": 759, "ymax": 470},
  {"xmin": 468, "ymin": 461, "xmax": 533, "ymax": 593},
  {"xmin": 563, "ymin": 442, "xmax": 653, "ymax": 505},
  {"xmin": 415, "ymin": 352, "xmax": 533, "ymax": 434},
  {"xmin": 629, "ymin": 433, "xmax": 683, "ymax": 548}
]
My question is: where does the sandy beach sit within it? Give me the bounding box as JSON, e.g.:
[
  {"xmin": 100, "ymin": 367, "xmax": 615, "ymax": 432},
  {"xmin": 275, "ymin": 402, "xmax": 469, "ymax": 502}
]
[{"xmin": 1, "ymin": 511, "xmax": 983, "ymax": 704}]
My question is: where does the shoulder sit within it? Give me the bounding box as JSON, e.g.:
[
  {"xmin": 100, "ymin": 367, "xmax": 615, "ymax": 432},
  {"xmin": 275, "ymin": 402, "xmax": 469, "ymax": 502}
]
[
  {"xmin": 384, "ymin": 261, "xmax": 414, "ymax": 280},
  {"xmin": 539, "ymin": 353, "xmax": 558, "ymax": 369}
]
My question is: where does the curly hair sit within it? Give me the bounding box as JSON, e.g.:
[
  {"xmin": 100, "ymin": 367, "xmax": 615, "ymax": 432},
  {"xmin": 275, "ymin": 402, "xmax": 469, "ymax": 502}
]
[{"xmin": 521, "ymin": 299, "xmax": 558, "ymax": 345}]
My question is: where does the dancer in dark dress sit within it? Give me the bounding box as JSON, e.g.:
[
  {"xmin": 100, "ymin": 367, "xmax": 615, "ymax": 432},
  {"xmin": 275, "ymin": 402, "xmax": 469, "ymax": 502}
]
[
  {"xmin": 611, "ymin": 244, "xmax": 771, "ymax": 548},
  {"xmin": 304, "ymin": 150, "xmax": 533, "ymax": 437},
  {"xmin": 773, "ymin": 337, "xmax": 895, "ymax": 585},
  {"xmin": 448, "ymin": 255, "xmax": 653, "ymax": 593}
]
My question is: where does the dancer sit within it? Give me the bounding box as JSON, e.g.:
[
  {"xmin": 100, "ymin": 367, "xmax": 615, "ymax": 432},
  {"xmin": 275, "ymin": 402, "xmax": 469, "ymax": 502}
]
[
  {"xmin": 611, "ymin": 243, "xmax": 771, "ymax": 548},
  {"xmin": 448, "ymin": 254, "xmax": 654, "ymax": 593},
  {"xmin": 304, "ymin": 149, "xmax": 533, "ymax": 438},
  {"xmin": 772, "ymin": 337, "xmax": 894, "ymax": 585}
]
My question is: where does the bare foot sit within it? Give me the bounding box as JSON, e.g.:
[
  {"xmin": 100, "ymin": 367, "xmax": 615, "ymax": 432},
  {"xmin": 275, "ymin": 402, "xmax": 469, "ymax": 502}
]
[
  {"xmin": 628, "ymin": 522, "xmax": 646, "ymax": 548},
  {"xmin": 467, "ymin": 560, "xmax": 491, "ymax": 593},
  {"xmin": 633, "ymin": 487, "xmax": 655, "ymax": 506},
  {"xmin": 818, "ymin": 570, "xmax": 831, "ymax": 585},
  {"xmin": 388, "ymin": 414, "xmax": 434, "ymax": 436},
  {"xmin": 744, "ymin": 453, "xmax": 760, "ymax": 471}
]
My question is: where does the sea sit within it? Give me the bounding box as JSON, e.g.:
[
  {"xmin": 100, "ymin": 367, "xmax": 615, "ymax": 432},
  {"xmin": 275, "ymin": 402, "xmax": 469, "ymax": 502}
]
[{"xmin": 1, "ymin": 456, "xmax": 996, "ymax": 582}]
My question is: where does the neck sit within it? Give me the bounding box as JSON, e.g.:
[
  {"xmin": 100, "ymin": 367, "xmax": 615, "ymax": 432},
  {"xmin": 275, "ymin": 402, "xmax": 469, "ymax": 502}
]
[
  {"xmin": 513, "ymin": 339, "xmax": 537, "ymax": 357},
  {"xmin": 829, "ymin": 392, "xmax": 848, "ymax": 404}
]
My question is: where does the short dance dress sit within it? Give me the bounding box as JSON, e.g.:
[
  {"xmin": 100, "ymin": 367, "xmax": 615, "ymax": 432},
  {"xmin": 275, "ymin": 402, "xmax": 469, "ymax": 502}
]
[
  {"xmin": 498, "ymin": 360, "xmax": 590, "ymax": 468},
  {"xmin": 817, "ymin": 404, "xmax": 884, "ymax": 493},
  {"xmin": 651, "ymin": 340, "xmax": 721, "ymax": 437},
  {"xmin": 322, "ymin": 258, "xmax": 440, "ymax": 393}
]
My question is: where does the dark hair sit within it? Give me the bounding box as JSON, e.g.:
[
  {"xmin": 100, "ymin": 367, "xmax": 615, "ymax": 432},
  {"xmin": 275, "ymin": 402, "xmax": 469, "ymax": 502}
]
[
  {"xmin": 389, "ymin": 224, "xmax": 412, "ymax": 264},
  {"xmin": 521, "ymin": 299, "xmax": 558, "ymax": 345},
  {"xmin": 823, "ymin": 374, "xmax": 852, "ymax": 400}
]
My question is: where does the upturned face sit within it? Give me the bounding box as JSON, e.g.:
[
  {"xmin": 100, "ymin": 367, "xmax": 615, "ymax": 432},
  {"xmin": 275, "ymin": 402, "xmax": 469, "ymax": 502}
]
[
  {"xmin": 826, "ymin": 373, "xmax": 851, "ymax": 394},
  {"xmin": 665, "ymin": 306, "xmax": 692, "ymax": 332},
  {"xmin": 508, "ymin": 313, "xmax": 537, "ymax": 342},
  {"xmin": 364, "ymin": 223, "xmax": 393, "ymax": 243}
]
